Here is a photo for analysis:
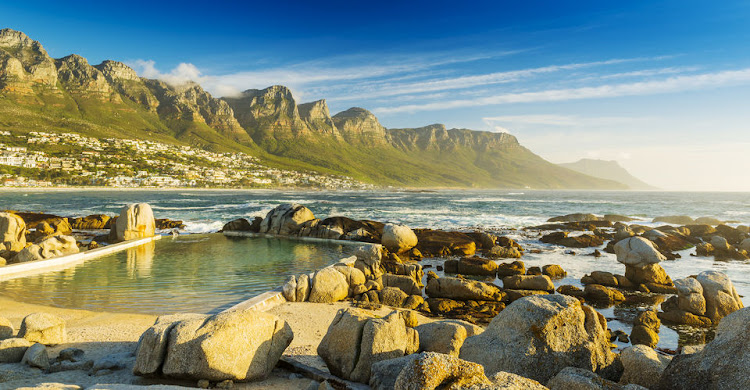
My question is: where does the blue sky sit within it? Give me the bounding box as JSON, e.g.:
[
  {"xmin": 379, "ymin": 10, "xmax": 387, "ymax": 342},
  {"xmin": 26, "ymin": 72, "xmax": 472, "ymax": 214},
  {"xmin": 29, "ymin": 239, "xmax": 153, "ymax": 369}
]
[{"xmin": 2, "ymin": 1, "xmax": 750, "ymax": 190}]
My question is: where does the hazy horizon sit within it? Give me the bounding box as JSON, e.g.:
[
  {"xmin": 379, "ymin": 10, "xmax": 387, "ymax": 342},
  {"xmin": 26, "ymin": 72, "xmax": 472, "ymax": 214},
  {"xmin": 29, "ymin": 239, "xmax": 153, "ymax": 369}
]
[{"xmin": 2, "ymin": 1, "xmax": 749, "ymax": 191}]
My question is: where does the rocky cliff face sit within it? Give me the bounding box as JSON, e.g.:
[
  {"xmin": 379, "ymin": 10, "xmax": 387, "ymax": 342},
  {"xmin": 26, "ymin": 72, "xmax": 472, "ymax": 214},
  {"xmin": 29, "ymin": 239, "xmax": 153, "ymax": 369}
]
[
  {"xmin": 388, "ymin": 124, "xmax": 518, "ymax": 152},
  {"xmin": 224, "ymin": 85, "xmax": 310, "ymax": 141},
  {"xmin": 332, "ymin": 107, "xmax": 389, "ymax": 146},
  {"xmin": 55, "ymin": 54, "xmax": 117, "ymax": 100},
  {"xmin": 298, "ymin": 99, "xmax": 340, "ymax": 138},
  {"xmin": 96, "ymin": 60, "xmax": 159, "ymax": 110},
  {"xmin": 0, "ymin": 28, "xmax": 58, "ymax": 94}
]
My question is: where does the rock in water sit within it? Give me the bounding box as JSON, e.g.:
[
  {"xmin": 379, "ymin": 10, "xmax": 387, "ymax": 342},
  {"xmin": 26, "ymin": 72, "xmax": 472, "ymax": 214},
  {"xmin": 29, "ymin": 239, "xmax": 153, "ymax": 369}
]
[
  {"xmin": 12, "ymin": 235, "xmax": 79, "ymax": 263},
  {"xmin": 393, "ymin": 352, "xmax": 490, "ymax": 389},
  {"xmin": 382, "ymin": 224, "xmax": 418, "ymax": 253},
  {"xmin": 630, "ymin": 311, "xmax": 660, "ymax": 348},
  {"xmin": 161, "ymin": 310, "xmax": 293, "ymax": 381},
  {"xmin": 695, "ymin": 270, "xmax": 744, "ymax": 322},
  {"xmin": 18, "ymin": 313, "xmax": 66, "ymax": 345},
  {"xmin": 308, "ymin": 267, "xmax": 349, "ymax": 303},
  {"xmin": 658, "ymin": 307, "xmax": 750, "ymax": 389},
  {"xmin": 259, "ymin": 204, "xmax": 315, "ymax": 235},
  {"xmin": 426, "ymin": 275, "xmax": 504, "ymax": 301},
  {"xmin": 614, "ymin": 237, "xmax": 666, "ymax": 266},
  {"xmin": 459, "ymin": 295, "xmax": 617, "ymax": 383},
  {"xmin": 619, "ymin": 345, "xmax": 671, "ymax": 389},
  {"xmin": 317, "ymin": 309, "xmax": 417, "ymax": 383},
  {"xmin": 113, "ymin": 203, "xmax": 156, "ymax": 241},
  {"xmin": 0, "ymin": 212, "xmax": 26, "ymax": 251}
]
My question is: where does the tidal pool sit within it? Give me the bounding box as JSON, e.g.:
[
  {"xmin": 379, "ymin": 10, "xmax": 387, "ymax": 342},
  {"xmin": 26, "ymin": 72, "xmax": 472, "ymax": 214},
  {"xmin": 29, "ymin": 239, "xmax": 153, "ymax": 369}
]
[{"xmin": 0, "ymin": 234, "xmax": 356, "ymax": 314}]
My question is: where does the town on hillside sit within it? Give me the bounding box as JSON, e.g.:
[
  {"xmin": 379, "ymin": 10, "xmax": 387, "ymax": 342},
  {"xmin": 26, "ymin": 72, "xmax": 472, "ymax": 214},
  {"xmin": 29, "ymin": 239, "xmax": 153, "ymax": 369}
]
[{"xmin": 0, "ymin": 130, "xmax": 374, "ymax": 189}]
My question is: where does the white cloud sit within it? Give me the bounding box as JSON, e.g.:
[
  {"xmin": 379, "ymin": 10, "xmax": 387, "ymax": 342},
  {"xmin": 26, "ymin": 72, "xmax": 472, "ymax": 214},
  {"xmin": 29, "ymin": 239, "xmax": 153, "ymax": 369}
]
[{"xmin": 375, "ymin": 68, "xmax": 750, "ymax": 114}]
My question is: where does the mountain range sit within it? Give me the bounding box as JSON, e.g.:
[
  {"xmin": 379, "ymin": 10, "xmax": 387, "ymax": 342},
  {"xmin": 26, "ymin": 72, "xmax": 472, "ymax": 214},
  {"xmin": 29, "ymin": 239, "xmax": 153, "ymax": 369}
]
[
  {"xmin": 0, "ymin": 28, "xmax": 636, "ymax": 189},
  {"xmin": 559, "ymin": 159, "xmax": 656, "ymax": 190}
]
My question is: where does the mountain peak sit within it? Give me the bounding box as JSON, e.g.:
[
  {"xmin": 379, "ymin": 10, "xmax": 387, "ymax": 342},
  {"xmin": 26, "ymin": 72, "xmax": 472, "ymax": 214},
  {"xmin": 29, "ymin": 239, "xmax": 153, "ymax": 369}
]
[
  {"xmin": 332, "ymin": 107, "xmax": 387, "ymax": 145},
  {"xmin": 94, "ymin": 60, "xmax": 140, "ymax": 82}
]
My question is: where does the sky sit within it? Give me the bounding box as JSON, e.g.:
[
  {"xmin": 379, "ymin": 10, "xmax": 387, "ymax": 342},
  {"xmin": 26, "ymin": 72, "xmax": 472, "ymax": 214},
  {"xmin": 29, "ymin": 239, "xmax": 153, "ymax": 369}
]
[{"xmin": 2, "ymin": 0, "xmax": 750, "ymax": 191}]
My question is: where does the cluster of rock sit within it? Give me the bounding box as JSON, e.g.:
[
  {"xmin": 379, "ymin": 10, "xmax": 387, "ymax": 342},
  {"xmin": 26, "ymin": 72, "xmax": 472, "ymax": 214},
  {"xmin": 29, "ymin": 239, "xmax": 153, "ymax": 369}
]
[
  {"xmin": 0, "ymin": 203, "xmax": 159, "ymax": 267},
  {"xmin": 133, "ymin": 309, "xmax": 293, "ymax": 382},
  {"xmin": 659, "ymin": 270, "xmax": 744, "ymax": 327},
  {"xmin": 0, "ymin": 312, "xmax": 66, "ymax": 371}
]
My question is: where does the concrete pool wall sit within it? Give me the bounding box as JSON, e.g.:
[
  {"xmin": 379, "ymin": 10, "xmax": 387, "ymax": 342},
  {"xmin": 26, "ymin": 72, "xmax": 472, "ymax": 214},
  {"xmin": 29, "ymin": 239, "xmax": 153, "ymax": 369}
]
[{"xmin": 0, "ymin": 235, "xmax": 162, "ymax": 281}]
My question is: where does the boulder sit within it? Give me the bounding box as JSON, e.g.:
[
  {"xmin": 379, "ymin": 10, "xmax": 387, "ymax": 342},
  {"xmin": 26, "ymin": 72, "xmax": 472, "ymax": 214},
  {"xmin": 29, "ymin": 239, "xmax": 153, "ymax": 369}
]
[
  {"xmin": 296, "ymin": 274, "xmax": 310, "ymax": 302},
  {"xmin": 12, "ymin": 235, "xmax": 79, "ymax": 263},
  {"xmin": 160, "ymin": 310, "xmax": 293, "ymax": 381},
  {"xmin": 466, "ymin": 371, "xmax": 549, "ymax": 390},
  {"xmin": 21, "ymin": 342, "xmax": 50, "ymax": 370},
  {"xmin": 658, "ymin": 307, "xmax": 750, "ymax": 390},
  {"xmin": 318, "ymin": 309, "xmax": 417, "ymax": 383},
  {"xmin": 0, "ymin": 337, "xmax": 32, "ymax": 363},
  {"xmin": 619, "ymin": 345, "xmax": 671, "ymax": 389},
  {"xmin": 694, "ymin": 216, "xmax": 722, "ymax": 225},
  {"xmin": 282, "ymin": 275, "xmax": 297, "ymax": 302},
  {"xmin": 426, "ymin": 275, "xmax": 504, "ymax": 301},
  {"xmin": 674, "ymin": 277, "xmax": 706, "ymax": 316},
  {"xmin": 695, "ymin": 270, "xmax": 744, "ymax": 322},
  {"xmin": 581, "ymin": 271, "xmax": 619, "ymax": 287},
  {"xmin": 740, "ymin": 237, "xmax": 750, "ymax": 252},
  {"xmin": 624, "ymin": 262, "xmax": 672, "ymax": 286},
  {"xmin": 334, "ymin": 265, "xmax": 366, "ymax": 288},
  {"xmin": 133, "ymin": 313, "xmax": 209, "ymax": 376},
  {"xmin": 496, "ymin": 261, "xmax": 525, "ymax": 277},
  {"xmin": 382, "ymin": 224, "xmax": 418, "ymax": 253},
  {"xmin": 383, "ymin": 274, "xmax": 422, "ymax": 296},
  {"xmin": 379, "ymin": 287, "xmax": 409, "ymax": 307},
  {"xmin": 454, "ymin": 256, "xmax": 498, "ymax": 276},
  {"xmin": 488, "ymin": 246, "xmax": 522, "ymax": 259},
  {"xmin": 543, "ymin": 264, "xmax": 567, "ymax": 278},
  {"xmin": 547, "ymin": 367, "xmax": 644, "ymax": 390},
  {"xmin": 112, "ymin": 203, "xmax": 156, "ymax": 241},
  {"xmin": 584, "ymin": 284, "xmax": 625, "ymax": 304},
  {"xmin": 614, "ymin": 237, "xmax": 666, "ymax": 267},
  {"xmin": 259, "ymin": 204, "xmax": 315, "ymax": 236},
  {"xmin": 653, "ymin": 216, "xmax": 694, "ymax": 225},
  {"xmin": 415, "ymin": 320, "xmax": 479, "ymax": 356},
  {"xmin": 414, "ymin": 229, "xmax": 476, "ymax": 256},
  {"xmin": 630, "ymin": 311, "xmax": 660, "ymax": 348},
  {"xmin": 393, "ymin": 352, "xmax": 490, "ymax": 389},
  {"xmin": 605, "ymin": 214, "xmax": 635, "ymax": 222},
  {"xmin": 308, "ymin": 267, "xmax": 349, "ymax": 303},
  {"xmin": 18, "ymin": 313, "xmax": 66, "ymax": 345},
  {"xmin": 221, "ymin": 218, "xmax": 253, "ymax": 232},
  {"xmin": 0, "ymin": 316, "xmax": 13, "ymax": 339},
  {"xmin": 709, "ymin": 236, "xmax": 730, "ymax": 251},
  {"xmin": 459, "ymin": 295, "xmax": 617, "ymax": 383},
  {"xmin": 370, "ymin": 354, "xmax": 420, "ymax": 390},
  {"xmin": 70, "ymin": 214, "xmax": 112, "ymax": 230},
  {"xmin": 557, "ymin": 285, "xmax": 584, "ymax": 298},
  {"xmin": 502, "ymin": 275, "xmax": 554, "ymax": 292},
  {"xmin": 0, "ymin": 212, "xmax": 26, "ymax": 251},
  {"xmin": 548, "ymin": 213, "xmax": 601, "ymax": 222}
]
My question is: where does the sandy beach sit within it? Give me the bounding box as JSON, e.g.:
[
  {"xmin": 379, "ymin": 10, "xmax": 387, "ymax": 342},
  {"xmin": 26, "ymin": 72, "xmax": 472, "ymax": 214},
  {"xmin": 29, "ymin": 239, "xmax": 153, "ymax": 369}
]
[{"xmin": 0, "ymin": 296, "xmax": 434, "ymax": 389}]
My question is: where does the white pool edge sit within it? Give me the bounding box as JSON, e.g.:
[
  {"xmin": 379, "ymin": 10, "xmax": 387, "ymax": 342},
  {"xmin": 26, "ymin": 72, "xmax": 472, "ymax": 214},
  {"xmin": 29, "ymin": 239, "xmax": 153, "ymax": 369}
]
[
  {"xmin": 222, "ymin": 231, "xmax": 381, "ymax": 313},
  {"xmin": 0, "ymin": 235, "xmax": 162, "ymax": 281}
]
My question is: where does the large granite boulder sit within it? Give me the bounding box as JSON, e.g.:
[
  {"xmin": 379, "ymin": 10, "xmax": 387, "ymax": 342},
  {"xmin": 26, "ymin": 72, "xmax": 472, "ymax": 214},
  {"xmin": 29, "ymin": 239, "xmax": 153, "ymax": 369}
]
[
  {"xmin": 133, "ymin": 313, "xmax": 208, "ymax": 376},
  {"xmin": 414, "ymin": 229, "xmax": 477, "ymax": 256},
  {"xmin": 426, "ymin": 275, "xmax": 505, "ymax": 301},
  {"xmin": 317, "ymin": 309, "xmax": 418, "ymax": 383},
  {"xmin": 695, "ymin": 270, "xmax": 744, "ymax": 322},
  {"xmin": 614, "ymin": 237, "xmax": 666, "ymax": 266},
  {"xmin": 658, "ymin": 307, "xmax": 750, "ymax": 389},
  {"xmin": 382, "ymin": 224, "xmax": 418, "ymax": 253},
  {"xmin": 259, "ymin": 203, "xmax": 315, "ymax": 236},
  {"xmin": 619, "ymin": 345, "xmax": 671, "ymax": 389},
  {"xmin": 308, "ymin": 267, "xmax": 349, "ymax": 303},
  {"xmin": 673, "ymin": 277, "xmax": 706, "ymax": 316},
  {"xmin": 155, "ymin": 310, "xmax": 292, "ymax": 382},
  {"xmin": 415, "ymin": 319, "xmax": 483, "ymax": 356},
  {"xmin": 459, "ymin": 295, "xmax": 617, "ymax": 383},
  {"xmin": 112, "ymin": 203, "xmax": 156, "ymax": 241},
  {"xmin": 18, "ymin": 313, "xmax": 66, "ymax": 345},
  {"xmin": 393, "ymin": 352, "xmax": 490, "ymax": 389},
  {"xmin": 0, "ymin": 212, "xmax": 26, "ymax": 252},
  {"xmin": 548, "ymin": 367, "xmax": 645, "ymax": 390},
  {"xmin": 12, "ymin": 235, "xmax": 79, "ymax": 263},
  {"xmin": 548, "ymin": 213, "xmax": 601, "ymax": 222}
]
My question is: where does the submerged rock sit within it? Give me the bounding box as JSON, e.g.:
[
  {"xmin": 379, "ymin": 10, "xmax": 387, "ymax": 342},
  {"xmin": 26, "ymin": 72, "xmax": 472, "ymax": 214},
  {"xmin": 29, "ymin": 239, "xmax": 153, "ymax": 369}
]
[{"xmin": 459, "ymin": 295, "xmax": 617, "ymax": 383}]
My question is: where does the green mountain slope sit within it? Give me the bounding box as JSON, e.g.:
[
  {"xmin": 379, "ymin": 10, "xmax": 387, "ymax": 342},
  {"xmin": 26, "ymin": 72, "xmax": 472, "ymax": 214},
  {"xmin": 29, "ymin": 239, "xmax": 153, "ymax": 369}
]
[{"xmin": 0, "ymin": 28, "xmax": 627, "ymax": 189}]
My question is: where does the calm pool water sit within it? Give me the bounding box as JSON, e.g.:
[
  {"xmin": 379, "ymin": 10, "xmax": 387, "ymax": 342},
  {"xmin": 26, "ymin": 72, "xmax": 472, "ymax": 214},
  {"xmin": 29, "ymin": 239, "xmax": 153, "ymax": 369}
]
[{"xmin": 0, "ymin": 234, "xmax": 356, "ymax": 314}]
